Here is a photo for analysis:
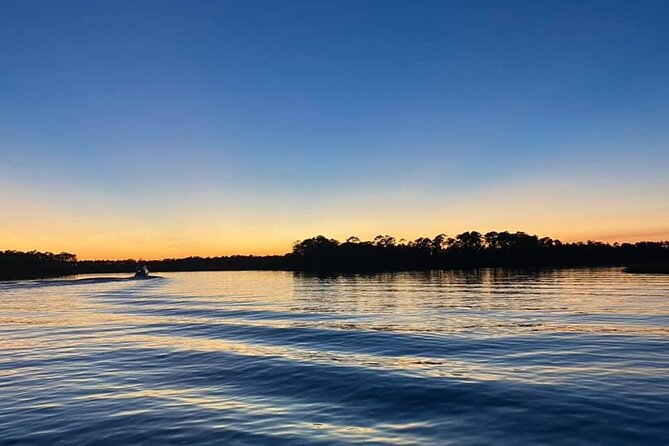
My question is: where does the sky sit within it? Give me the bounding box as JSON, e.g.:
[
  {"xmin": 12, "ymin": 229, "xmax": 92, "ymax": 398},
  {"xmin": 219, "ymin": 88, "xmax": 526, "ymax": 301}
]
[{"xmin": 1, "ymin": 0, "xmax": 668, "ymax": 259}]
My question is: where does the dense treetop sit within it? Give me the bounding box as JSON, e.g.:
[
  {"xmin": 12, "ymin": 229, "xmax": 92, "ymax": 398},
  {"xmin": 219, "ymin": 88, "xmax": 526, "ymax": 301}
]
[{"xmin": 289, "ymin": 232, "xmax": 668, "ymax": 271}]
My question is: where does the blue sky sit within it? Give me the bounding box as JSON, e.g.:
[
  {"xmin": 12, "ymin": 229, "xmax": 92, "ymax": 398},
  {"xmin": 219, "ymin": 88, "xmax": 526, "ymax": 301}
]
[{"xmin": 1, "ymin": 0, "xmax": 668, "ymax": 258}]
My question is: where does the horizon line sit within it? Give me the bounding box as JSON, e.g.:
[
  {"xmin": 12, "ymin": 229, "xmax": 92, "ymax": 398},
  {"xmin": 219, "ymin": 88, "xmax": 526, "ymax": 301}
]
[{"xmin": 4, "ymin": 230, "xmax": 668, "ymax": 262}]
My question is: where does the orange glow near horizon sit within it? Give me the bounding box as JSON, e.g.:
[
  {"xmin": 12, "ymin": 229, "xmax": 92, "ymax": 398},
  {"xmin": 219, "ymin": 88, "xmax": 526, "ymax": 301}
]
[
  {"xmin": 2, "ymin": 216, "xmax": 667, "ymax": 261},
  {"xmin": 2, "ymin": 174, "xmax": 667, "ymax": 260}
]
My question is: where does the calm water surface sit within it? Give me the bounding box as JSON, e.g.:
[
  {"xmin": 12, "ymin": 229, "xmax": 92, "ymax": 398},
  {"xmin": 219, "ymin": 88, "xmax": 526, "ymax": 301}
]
[{"xmin": 1, "ymin": 268, "xmax": 667, "ymax": 445}]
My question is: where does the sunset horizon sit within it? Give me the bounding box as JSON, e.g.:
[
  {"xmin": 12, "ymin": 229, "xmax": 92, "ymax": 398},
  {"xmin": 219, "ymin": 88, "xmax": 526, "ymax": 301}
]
[
  {"xmin": 2, "ymin": 1, "xmax": 667, "ymax": 261},
  {"xmin": 3, "ymin": 226, "xmax": 669, "ymax": 261}
]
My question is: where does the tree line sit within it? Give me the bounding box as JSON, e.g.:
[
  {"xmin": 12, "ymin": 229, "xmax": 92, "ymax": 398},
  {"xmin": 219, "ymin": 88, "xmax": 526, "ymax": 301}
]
[
  {"xmin": 289, "ymin": 232, "xmax": 669, "ymax": 271},
  {"xmin": 78, "ymin": 255, "xmax": 288, "ymax": 274},
  {"xmin": 0, "ymin": 250, "xmax": 77, "ymax": 280},
  {"xmin": 1, "ymin": 231, "xmax": 668, "ymax": 280}
]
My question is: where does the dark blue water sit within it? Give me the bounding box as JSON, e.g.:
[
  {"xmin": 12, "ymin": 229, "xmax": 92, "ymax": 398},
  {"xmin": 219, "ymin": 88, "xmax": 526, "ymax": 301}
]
[{"xmin": 1, "ymin": 269, "xmax": 667, "ymax": 445}]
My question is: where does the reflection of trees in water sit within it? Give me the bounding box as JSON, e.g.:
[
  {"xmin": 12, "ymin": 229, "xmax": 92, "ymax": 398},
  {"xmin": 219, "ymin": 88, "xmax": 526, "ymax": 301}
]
[
  {"xmin": 287, "ymin": 267, "xmax": 627, "ymax": 334},
  {"xmin": 290, "ymin": 270, "xmax": 560, "ymax": 316},
  {"xmin": 290, "ymin": 273, "xmax": 401, "ymax": 315},
  {"xmin": 290, "ymin": 268, "xmax": 568, "ymax": 315}
]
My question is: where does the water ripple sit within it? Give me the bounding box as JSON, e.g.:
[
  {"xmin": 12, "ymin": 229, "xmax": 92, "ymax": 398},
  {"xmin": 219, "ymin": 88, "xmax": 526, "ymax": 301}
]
[{"xmin": 1, "ymin": 268, "xmax": 668, "ymax": 445}]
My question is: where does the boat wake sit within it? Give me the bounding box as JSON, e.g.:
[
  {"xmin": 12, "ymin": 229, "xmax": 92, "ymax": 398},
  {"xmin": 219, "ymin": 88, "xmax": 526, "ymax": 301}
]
[{"xmin": 0, "ymin": 275, "xmax": 165, "ymax": 290}]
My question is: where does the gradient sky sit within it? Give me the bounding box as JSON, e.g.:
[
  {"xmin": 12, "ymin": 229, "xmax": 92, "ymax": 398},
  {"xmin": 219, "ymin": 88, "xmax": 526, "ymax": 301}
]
[{"xmin": 1, "ymin": 0, "xmax": 668, "ymax": 259}]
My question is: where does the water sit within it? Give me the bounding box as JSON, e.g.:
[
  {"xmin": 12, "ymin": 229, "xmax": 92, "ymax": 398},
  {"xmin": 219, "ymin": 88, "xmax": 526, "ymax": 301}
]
[{"xmin": 1, "ymin": 268, "xmax": 667, "ymax": 445}]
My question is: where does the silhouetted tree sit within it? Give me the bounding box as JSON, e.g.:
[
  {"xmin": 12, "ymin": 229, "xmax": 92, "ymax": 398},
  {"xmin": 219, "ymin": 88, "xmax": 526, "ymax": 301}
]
[
  {"xmin": 454, "ymin": 231, "xmax": 484, "ymax": 251},
  {"xmin": 432, "ymin": 233, "xmax": 450, "ymax": 253},
  {"xmin": 411, "ymin": 237, "xmax": 434, "ymax": 252},
  {"xmin": 292, "ymin": 236, "xmax": 340, "ymax": 256},
  {"xmin": 373, "ymin": 235, "xmax": 396, "ymax": 248},
  {"xmin": 0, "ymin": 250, "xmax": 78, "ymax": 280}
]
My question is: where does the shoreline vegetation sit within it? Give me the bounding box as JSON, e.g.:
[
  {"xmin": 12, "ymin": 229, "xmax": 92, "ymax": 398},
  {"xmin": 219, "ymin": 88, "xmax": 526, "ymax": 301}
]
[{"xmin": 2, "ymin": 231, "xmax": 668, "ymax": 281}]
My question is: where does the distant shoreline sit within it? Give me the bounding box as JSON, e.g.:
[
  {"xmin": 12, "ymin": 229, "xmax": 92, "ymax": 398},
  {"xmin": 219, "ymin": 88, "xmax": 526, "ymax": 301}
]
[{"xmin": 2, "ymin": 231, "xmax": 668, "ymax": 281}]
